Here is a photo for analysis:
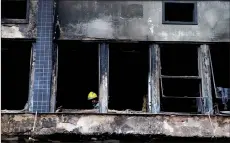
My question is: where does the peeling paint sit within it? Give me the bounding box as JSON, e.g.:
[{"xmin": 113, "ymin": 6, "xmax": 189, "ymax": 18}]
[
  {"xmin": 13, "ymin": 115, "xmax": 33, "ymax": 122},
  {"xmin": 87, "ymin": 18, "xmax": 114, "ymax": 38},
  {"xmin": 57, "ymin": 123, "xmax": 76, "ymax": 132},
  {"xmin": 1, "ymin": 26, "xmax": 25, "ymax": 38},
  {"xmin": 163, "ymin": 121, "xmax": 174, "ymax": 133}
]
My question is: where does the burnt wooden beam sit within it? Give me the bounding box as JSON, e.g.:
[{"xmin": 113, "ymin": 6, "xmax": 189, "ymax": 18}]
[
  {"xmin": 99, "ymin": 43, "xmax": 109, "ymax": 113},
  {"xmin": 198, "ymin": 44, "xmax": 213, "ymax": 114},
  {"xmin": 149, "ymin": 44, "xmax": 160, "ymax": 113}
]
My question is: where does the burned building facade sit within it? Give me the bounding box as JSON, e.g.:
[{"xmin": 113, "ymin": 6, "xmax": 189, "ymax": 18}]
[{"xmin": 1, "ymin": 0, "xmax": 230, "ymax": 142}]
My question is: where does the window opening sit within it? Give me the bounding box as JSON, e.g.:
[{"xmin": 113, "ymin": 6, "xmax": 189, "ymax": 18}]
[
  {"xmin": 209, "ymin": 44, "xmax": 230, "ymax": 112},
  {"xmin": 160, "ymin": 44, "xmax": 198, "ymax": 76},
  {"xmin": 1, "ymin": 40, "xmax": 32, "ymax": 110},
  {"xmin": 109, "ymin": 43, "xmax": 148, "ymax": 112},
  {"xmin": 1, "ymin": 0, "xmax": 29, "ymax": 23},
  {"xmin": 160, "ymin": 44, "xmax": 202, "ymax": 113},
  {"xmin": 162, "ymin": 1, "xmax": 197, "ymax": 25},
  {"xmin": 56, "ymin": 42, "xmax": 98, "ymax": 110}
]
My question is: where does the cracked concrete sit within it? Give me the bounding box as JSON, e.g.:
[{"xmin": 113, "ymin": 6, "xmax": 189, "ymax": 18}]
[{"xmin": 1, "ymin": 113, "xmax": 230, "ymax": 138}]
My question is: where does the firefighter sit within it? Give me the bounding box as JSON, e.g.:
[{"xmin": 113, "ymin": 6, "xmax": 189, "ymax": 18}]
[{"xmin": 88, "ymin": 91, "xmax": 99, "ymax": 109}]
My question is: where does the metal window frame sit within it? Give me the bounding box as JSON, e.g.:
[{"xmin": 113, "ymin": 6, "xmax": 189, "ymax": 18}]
[
  {"xmin": 157, "ymin": 44, "xmax": 213, "ymax": 114},
  {"xmin": 162, "ymin": 1, "xmax": 198, "ymax": 25},
  {"xmin": 160, "ymin": 46, "xmax": 202, "ymax": 98},
  {"xmin": 1, "ymin": 0, "xmax": 30, "ymax": 24}
]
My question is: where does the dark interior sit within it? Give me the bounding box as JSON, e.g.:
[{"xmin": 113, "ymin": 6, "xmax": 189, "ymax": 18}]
[
  {"xmin": 109, "ymin": 43, "xmax": 148, "ymax": 111},
  {"xmin": 210, "ymin": 44, "xmax": 230, "ymax": 88},
  {"xmin": 160, "ymin": 44, "xmax": 200, "ymax": 113},
  {"xmin": 57, "ymin": 42, "xmax": 98, "ymax": 109},
  {"xmin": 162, "ymin": 78, "xmax": 201, "ymax": 98},
  {"xmin": 1, "ymin": 40, "xmax": 31, "ymax": 110},
  {"xmin": 161, "ymin": 98, "xmax": 200, "ymax": 113},
  {"xmin": 2, "ymin": 0, "xmax": 27, "ymax": 19},
  {"xmin": 164, "ymin": 2, "xmax": 195, "ymax": 23},
  {"xmin": 210, "ymin": 43, "xmax": 230, "ymax": 111},
  {"xmin": 160, "ymin": 78, "xmax": 201, "ymax": 113},
  {"xmin": 160, "ymin": 44, "xmax": 198, "ymax": 76}
]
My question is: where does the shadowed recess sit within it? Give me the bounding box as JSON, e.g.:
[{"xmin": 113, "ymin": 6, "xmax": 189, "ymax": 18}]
[
  {"xmin": 56, "ymin": 41, "xmax": 98, "ymax": 109},
  {"xmin": 109, "ymin": 43, "xmax": 149, "ymax": 111},
  {"xmin": 1, "ymin": 40, "xmax": 31, "ymax": 110}
]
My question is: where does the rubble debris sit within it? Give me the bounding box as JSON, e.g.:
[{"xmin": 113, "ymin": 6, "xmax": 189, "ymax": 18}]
[{"xmin": 58, "ymin": 109, "xmax": 146, "ymax": 114}]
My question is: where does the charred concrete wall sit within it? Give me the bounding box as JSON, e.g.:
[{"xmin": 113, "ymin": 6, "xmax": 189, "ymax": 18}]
[
  {"xmin": 58, "ymin": 1, "xmax": 230, "ymax": 42},
  {"xmin": 1, "ymin": 113, "xmax": 230, "ymax": 138},
  {"xmin": 2, "ymin": 1, "xmax": 229, "ymax": 41},
  {"xmin": 1, "ymin": 0, "xmax": 38, "ymax": 39}
]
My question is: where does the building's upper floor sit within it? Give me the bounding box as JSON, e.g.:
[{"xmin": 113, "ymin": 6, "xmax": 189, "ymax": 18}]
[{"xmin": 1, "ymin": 0, "xmax": 230, "ymax": 42}]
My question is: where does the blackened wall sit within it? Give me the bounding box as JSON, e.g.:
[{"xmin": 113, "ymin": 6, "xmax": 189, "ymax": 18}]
[
  {"xmin": 1, "ymin": 0, "xmax": 38, "ymax": 38},
  {"xmin": 58, "ymin": 1, "xmax": 230, "ymax": 42}
]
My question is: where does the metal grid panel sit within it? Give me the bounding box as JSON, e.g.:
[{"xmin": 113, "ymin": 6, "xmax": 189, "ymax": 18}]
[{"xmin": 30, "ymin": 0, "xmax": 54, "ymax": 113}]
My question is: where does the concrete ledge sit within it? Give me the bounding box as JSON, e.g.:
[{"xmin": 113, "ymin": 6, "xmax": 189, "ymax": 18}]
[{"xmin": 1, "ymin": 113, "xmax": 230, "ymax": 138}]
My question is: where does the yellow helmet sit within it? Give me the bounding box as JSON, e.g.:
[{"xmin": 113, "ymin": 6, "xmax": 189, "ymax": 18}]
[{"xmin": 88, "ymin": 92, "xmax": 97, "ymax": 100}]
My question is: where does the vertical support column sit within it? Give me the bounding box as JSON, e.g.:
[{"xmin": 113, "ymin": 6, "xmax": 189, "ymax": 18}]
[
  {"xmin": 50, "ymin": 45, "xmax": 58, "ymax": 112},
  {"xmin": 149, "ymin": 44, "xmax": 161, "ymax": 113},
  {"xmin": 198, "ymin": 44, "xmax": 213, "ymax": 114},
  {"xmin": 28, "ymin": 43, "xmax": 36, "ymax": 111},
  {"xmin": 29, "ymin": 0, "xmax": 54, "ymax": 113},
  {"xmin": 99, "ymin": 43, "xmax": 109, "ymax": 113}
]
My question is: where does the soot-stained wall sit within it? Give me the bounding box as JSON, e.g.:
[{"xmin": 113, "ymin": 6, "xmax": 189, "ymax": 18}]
[
  {"xmin": 58, "ymin": 1, "xmax": 230, "ymax": 42},
  {"xmin": 1, "ymin": 0, "xmax": 38, "ymax": 39}
]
